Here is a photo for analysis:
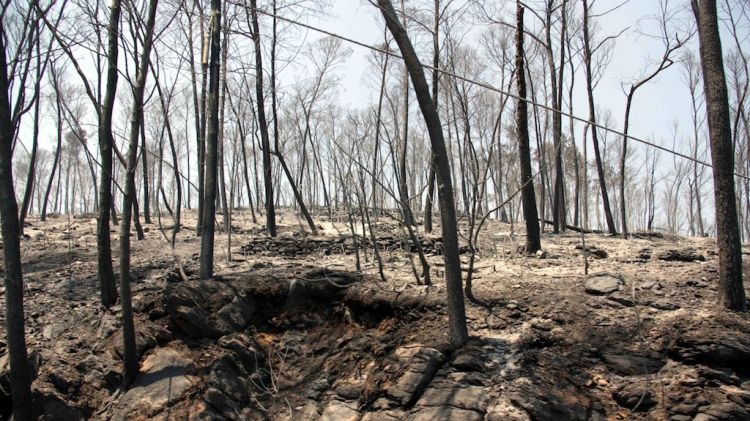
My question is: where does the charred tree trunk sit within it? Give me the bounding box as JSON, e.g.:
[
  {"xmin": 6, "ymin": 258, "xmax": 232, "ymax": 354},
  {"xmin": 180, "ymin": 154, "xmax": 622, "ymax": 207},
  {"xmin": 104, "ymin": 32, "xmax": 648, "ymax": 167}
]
[
  {"xmin": 378, "ymin": 0, "xmax": 468, "ymax": 347},
  {"xmin": 516, "ymin": 4, "xmax": 542, "ymax": 253},
  {"xmin": 42, "ymin": 66, "xmax": 64, "ymax": 222},
  {"xmin": 19, "ymin": 32, "xmax": 43, "ymax": 234},
  {"xmin": 0, "ymin": 26, "xmax": 32, "ymax": 421},
  {"xmin": 118, "ymin": 0, "xmax": 159, "ymax": 384},
  {"xmin": 691, "ymin": 0, "xmax": 746, "ymax": 311},
  {"xmin": 200, "ymin": 0, "xmax": 222, "ymax": 278},
  {"xmin": 582, "ymin": 0, "xmax": 617, "ymax": 235},
  {"xmin": 140, "ymin": 117, "xmax": 151, "ymax": 224},
  {"xmin": 97, "ymin": 0, "xmax": 123, "ymax": 308},
  {"xmin": 250, "ymin": 0, "xmax": 277, "ymax": 237},
  {"xmin": 423, "ymin": 0, "xmax": 439, "ymax": 233}
]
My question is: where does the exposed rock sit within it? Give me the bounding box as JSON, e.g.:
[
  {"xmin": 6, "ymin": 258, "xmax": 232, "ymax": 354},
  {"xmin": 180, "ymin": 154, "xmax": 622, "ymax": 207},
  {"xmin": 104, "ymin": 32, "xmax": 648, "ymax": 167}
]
[
  {"xmin": 187, "ymin": 401, "xmax": 226, "ymax": 421},
  {"xmin": 669, "ymin": 402, "xmax": 699, "ymax": 416},
  {"xmin": 214, "ymin": 295, "xmax": 257, "ymax": 334},
  {"xmin": 408, "ymin": 406, "xmax": 483, "ymax": 421},
  {"xmin": 46, "ymin": 362, "xmax": 83, "ymax": 394},
  {"xmin": 203, "ymin": 387, "xmax": 241, "ymax": 420},
  {"xmin": 32, "ymin": 386, "xmax": 88, "ymax": 421},
  {"xmin": 721, "ymin": 385, "xmax": 750, "ymax": 405},
  {"xmin": 584, "ymin": 274, "xmax": 622, "ymax": 295},
  {"xmin": 697, "ymin": 365, "xmax": 739, "ymax": 386},
  {"xmin": 416, "ymin": 384, "xmax": 490, "ymax": 412},
  {"xmin": 320, "ymin": 400, "xmax": 360, "ymax": 421},
  {"xmin": 612, "ymin": 382, "xmax": 656, "ymax": 411},
  {"xmin": 657, "ymin": 248, "xmax": 706, "ymax": 262},
  {"xmin": 334, "ymin": 378, "xmax": 366, "ymax": 400},
  {"xmin": 280, "ymin": 400, "xmax": 321, "ymax": 421},
  {"xmin": 170, "ymin": 305, "xmax": 218, "ymax": 338},
  {"xmin": 600, "ymin": 351, "xmax": 665, "ymax": 376},
  {"xmin": 111, "ymin": 327, "xmax": 156, "ymax": 361},
  {"xmin": 509, "ymin": 387, "xmax": 589, "ymax": 421},
  {"xmin": 607, "ymin": 291, "xmax": 635, "ymax": 307},
  {"xmin": 217, "ymin": 334, "xmax": 260, "ymax": 374},
  {"xmin": 112, "ymin": 348, "xmax": 199, "ymax": 420},
  {"xmin": 360, "ymin": 409, "xmax": 405, "ymax": 421},
  {"xmin": 207, "ymin": 356, "xmax": 250, "ymax": 406},
  {"xmin": 668, "ymin": 333, "xmax": 750, "ymax": 376},
  {"xmin": 452, "ymin": 353, "xmax": 485, "ymax": 372},
  {"xmin": 694, "ymin": 402, "xmax": 750, "ymax": 420},
  {"xmin": 647, "ymin": 299, "xmax": 680, "ymax": 311},
  {"xmin": 387, "ymin": 346, "xmax": 446, "ymax": 406}
]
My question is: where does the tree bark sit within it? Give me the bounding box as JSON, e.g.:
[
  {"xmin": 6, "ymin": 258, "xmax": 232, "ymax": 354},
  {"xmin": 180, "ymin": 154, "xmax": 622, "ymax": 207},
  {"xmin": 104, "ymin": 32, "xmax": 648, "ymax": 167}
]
[
  {"xmin": 250, "ymin": 0, "xmax": 277, "ymax": 237},
  {"xmin": 200, "ymin": 0, "xmax": 222, "ymax": 278},
  {"xmin": 691, "ymin": 0, "xmax": 746, "ymax": 311},
  {"xmin": 582, "ymin": 0, "xmax": 617, "ymax": 235},
  {"xmin": 19, "ymin": 28, "xmax": 44, "ymax": 234},
  {"xmin": 423, "ymin": 0, "xmax": 439, "ymax": 233},
  {"xmin": 515, "ymin": 3, "xmax": 542, "ymax": 253},
  {"xmin": 42, "ymin": 66, "xmax": 64, "ymax": 221},
  {"xmin": 0, "ymin": 25, "xmax": 32, "ymax": 421},
  {"xmin": 97, "ymin": 0, "xmax": 123, "ymax": 308},
  {"xmin": 377, "ymin": 0, "xmax": 468, "ymax": 347},
  {"xmin": 119, "ymin": 0, "xmax": 159, "ymax": 384}
]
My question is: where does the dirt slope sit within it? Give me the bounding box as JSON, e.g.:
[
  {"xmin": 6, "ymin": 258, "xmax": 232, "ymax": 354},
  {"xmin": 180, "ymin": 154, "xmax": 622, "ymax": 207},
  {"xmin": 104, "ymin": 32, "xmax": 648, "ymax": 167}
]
[{"xmin": 1, "ymin": 210, "xmax": 749, "ymax": 420}]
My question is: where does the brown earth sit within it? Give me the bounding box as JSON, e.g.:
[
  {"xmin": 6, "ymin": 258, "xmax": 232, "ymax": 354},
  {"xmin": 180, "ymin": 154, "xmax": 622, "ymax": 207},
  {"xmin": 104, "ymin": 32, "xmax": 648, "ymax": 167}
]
[{"xmin": 1, "ymin": 209, "xmax": 749, "ymax": 420}]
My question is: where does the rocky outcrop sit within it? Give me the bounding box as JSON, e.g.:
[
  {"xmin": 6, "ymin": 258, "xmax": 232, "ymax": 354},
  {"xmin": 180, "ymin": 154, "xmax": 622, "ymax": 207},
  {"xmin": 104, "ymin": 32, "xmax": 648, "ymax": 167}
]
[
  {"xmin": 584, "ymin": 273, "xmax": 623, "ymax": 295},
  {"xmin": 112, "ymin": 348, "xmax": 199, "ymax": 420}
]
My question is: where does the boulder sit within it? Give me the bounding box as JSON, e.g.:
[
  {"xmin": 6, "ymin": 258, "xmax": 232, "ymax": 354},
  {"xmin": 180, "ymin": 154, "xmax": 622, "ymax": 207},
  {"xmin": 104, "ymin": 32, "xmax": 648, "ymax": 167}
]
[
  {"xmin": 112, "ymin": 348, "xmax": 199, "ymax": 420},
  {"xmin": 612, "ymin": 382, "xmax": 656, "ymax": 411},
  {"xmin": 320, "ymin": 400, "xmax": 360, "ymax": 421},
  {"xmin": 416, "ymin": 384, "xmax": 490, "ymax": 413},
  {"xmin": 600, "ymin": 351, "xmax": 665, "ymax": 376},
  {"xmin": 584, "ymin": 274, "xmax": 622, "ymax": 295},
  {"xmin": 387, "ymin": 346, "xmax": 446, "ymax": 406},
  {"xmin": 668, "ymin": 333, "xmax": 750, "ymax": 376},
  {"xmin": 694, "ymin": 402, "xmax": 750, "ymax": 421}
]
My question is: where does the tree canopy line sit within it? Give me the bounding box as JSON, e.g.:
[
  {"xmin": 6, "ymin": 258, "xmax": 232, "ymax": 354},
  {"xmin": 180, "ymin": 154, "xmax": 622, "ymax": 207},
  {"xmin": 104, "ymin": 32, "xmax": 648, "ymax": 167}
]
[{"xmin": 0, "ymin": 0, "xmax": 747, "ymax": 418}]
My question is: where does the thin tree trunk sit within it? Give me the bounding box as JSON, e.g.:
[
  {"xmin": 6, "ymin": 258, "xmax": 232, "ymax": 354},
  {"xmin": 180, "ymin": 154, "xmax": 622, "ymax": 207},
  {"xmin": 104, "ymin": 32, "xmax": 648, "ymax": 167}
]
[
  {"xmin": 97, "ymin": 0, "xmax": 123, "ymax": 308},
  {"xmin": 516, "ymin": 4, "xmax": 542, "ymax": 253},
  {"xmin": 200, "ymin": 0, "xmax": 222, "ymax": 278},
  {"xmin": 249, "ymin": 0, "xmax": 277, "ymax": 237},
  {"xmin": 19, "ymin": 31, "xmax": 44, "ymax": 234},
  {"xmin": 423, "ymin": 0, "xmax": 439, "ymax": 233},
  {"xmin": 691, "ymin": 0, "xmax": 746, "ymax": 311},
  {"xmin": 197, "ymin": 4, "xmax": 209, "ymax": 235},
  {"xmin": 398, "ymin": 0, "xmax": 415, "ymax": 227},
  {"xmin": 140, "ymin": 115, "xmax": 151, "ymax": 224},
  {"xmin": 582, "ymin": 0, "xmax": 617, "ymax": 235},
  {"xmin": 42, "ymin": 66, "xmax": 64, "ymax": 221},
  {"xmin": 119, "ymin": 0, "xmax": 158, "ymax": 384},
  {"xmin": 0, "ymin": 26, "xmax": 32, "ymax": 421},
  {"xmin": 150, "ymin": 60, "xmax": 182, "ymax": 245},
  {"xmin": 378, "ymin": 0, "xmax": 468, "ymax": 347}
]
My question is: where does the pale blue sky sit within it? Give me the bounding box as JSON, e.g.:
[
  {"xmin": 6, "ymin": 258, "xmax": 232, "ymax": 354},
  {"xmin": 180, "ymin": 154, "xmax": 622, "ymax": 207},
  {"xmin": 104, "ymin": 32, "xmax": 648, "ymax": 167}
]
[{"xmin": 306, "ymin": 0, "xmax": 712, "ymax": 155}]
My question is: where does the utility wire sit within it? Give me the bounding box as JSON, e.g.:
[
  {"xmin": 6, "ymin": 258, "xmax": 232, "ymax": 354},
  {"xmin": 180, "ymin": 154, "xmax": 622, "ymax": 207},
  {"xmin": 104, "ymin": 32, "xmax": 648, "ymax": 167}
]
[{"xmin": 237, "ymin": 2, "xmax": 750, "ymax": 182}]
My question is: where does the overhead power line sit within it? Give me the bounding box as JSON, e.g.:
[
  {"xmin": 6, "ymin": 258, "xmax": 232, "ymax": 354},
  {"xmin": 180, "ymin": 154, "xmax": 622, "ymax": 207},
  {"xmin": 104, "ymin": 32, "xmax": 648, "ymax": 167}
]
[{"xmin": 238, "ymin": 2, "xmax": 749, "ymax": 182}]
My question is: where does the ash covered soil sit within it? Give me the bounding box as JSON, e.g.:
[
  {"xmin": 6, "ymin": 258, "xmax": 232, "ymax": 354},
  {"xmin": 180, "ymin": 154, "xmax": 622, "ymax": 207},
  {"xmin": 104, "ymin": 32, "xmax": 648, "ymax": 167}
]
[{"xmin": 1, "ymin": 210, "xmax": 749, "ymax": 421}]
